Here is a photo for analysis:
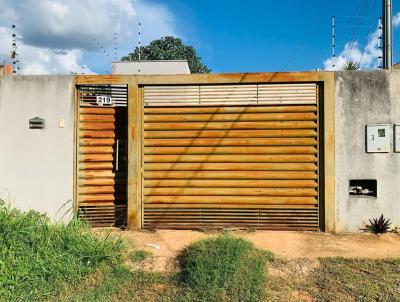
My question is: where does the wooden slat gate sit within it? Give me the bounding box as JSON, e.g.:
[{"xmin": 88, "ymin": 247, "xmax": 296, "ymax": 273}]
[
  {"xmin": 142, "ymin": 83, "xmax": 321, "ymax": 230},
  {"xmin": 76, "ymin": 84, "xmax": 128, "ymax": 227}
]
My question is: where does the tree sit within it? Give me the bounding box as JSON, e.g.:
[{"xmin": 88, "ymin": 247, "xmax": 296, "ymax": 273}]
[
  {"xmin": 121, "ymin": 36, "xmax": 211, "ymax": 74},
  {"xmin": 341, "ymin": 61, "xmax": 360, "ymax": 70}
]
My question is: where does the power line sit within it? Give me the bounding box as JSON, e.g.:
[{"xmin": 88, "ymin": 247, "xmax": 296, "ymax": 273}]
[
  {"xmin": 358, "ymin": 0, "xmax": 378, "ymax": 67},
  {"xmin": 344, "ymin": 0, "xmax": 372, "ymax": 59}
]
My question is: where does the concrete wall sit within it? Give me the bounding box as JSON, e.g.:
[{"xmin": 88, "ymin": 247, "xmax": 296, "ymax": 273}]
[
  {"xmin": 335, "ymin": 71, "xmax": 400, "ymax": 232},
  {"xmin": 112, "ymin": 60, "xmax": 191, "ymax": 75},
  {"xmin": 0, "ymin": 75, "xmax": 74, "ymax": 220}
]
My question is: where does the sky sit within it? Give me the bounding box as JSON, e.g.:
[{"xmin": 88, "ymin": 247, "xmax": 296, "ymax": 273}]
[{"xmin": 0, "ymin": 0, "xmax": 399, "ymax": 75}]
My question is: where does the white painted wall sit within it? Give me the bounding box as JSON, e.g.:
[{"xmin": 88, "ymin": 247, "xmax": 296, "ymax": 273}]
[
  {"xmin": 0, "ymin": 75, "xmax": 74, "ymax": 221},
  {"xmin": 335, "ymin": 71, "xmax": 400, "ymax": 232},
  {"xmin": 112, "ymin": 60, "xmax": 190, "ymax": 75}
]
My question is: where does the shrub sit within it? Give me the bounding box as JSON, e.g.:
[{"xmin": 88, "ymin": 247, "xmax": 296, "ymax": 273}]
[
  {"xmin": 179, "ymin": 235, "xmax": 273, "ymax": 302},
  {"xmin": 364, "ymin": 214, "xmax": 391, "ymax": 234},
  {"xmin": 0, "ymin": 201, "xmax": 125, "ymax": 301}
]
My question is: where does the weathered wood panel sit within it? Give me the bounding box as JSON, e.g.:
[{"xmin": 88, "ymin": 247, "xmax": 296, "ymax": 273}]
[{"xmin": 143, "ymin": 98, "xmax": 320, "ymax": 230}]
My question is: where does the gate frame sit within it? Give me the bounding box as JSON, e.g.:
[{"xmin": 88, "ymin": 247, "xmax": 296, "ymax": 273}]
[{"xmin": 74, "ymin": 72, "xmax": 335, "ymax": 232}]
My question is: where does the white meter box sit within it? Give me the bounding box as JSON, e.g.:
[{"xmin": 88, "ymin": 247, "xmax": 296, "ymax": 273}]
[
  {"xmin": 394, "ymin": 125, "xmax": 400, "ymax": 152},
  {"xmin": 366, "ymin": 124, "xmax": 390, "ymax": 153}
]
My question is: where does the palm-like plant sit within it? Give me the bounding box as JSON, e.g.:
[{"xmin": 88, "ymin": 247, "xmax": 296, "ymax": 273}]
[
  {"xmin": 364, "ymin": 214, "xmax": 391, "ymax": 234},
  {"xmin": 341, "ymin": 61, "xmax": 360, "ymax": 70}
]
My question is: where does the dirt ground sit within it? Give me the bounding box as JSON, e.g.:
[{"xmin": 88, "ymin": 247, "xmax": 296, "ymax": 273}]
[{"xmin": 102, "ymin": 229, "xmax": 400, "ymax": 272}]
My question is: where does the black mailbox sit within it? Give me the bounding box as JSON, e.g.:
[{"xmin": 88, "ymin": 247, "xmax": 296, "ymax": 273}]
[{"xmin": 29, "ymin": 117, "xmax": 45, "ymax": 129}]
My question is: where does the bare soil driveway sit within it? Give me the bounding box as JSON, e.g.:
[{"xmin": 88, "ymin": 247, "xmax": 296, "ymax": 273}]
[{"xmin": 103, "ymin": 229, "xmax": 400, "ymax": 272}]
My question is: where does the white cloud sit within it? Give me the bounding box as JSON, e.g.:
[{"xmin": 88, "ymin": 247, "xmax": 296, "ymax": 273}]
[
  {"xmin": 394, "ymin": 12, "xmax": 400, "ymax": 27},
  {"xmin": 323, "ymin": 27, "xmax": 381, "ymax": 71},
  {"xmin": 324, "ymin": 11, "xmax": 400, "ymax": 71},
  {"xmin": 0, "ymin": 0, "xmax": 179, "ymax": 74},
  {"xmin": 0, "ymin": 26, "xmax": 94, "ymax": 75}
]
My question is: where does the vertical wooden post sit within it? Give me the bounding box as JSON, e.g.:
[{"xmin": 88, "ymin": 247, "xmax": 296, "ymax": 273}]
[
  {"xmin": 322, "ymin": 72, "xmax": 336, "ymax": 232},
  {"xmin": 127, "ymin": 77, "xmax": 142, "ymax": 230}
]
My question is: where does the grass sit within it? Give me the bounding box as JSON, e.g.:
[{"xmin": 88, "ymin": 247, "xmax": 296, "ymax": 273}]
[
  {"xmin": 0, "ymin": 201, "xmax": 125, "ymax": 302},
  {"xmin": 178, "ymin": 235, "xmax": 273, "ymax": 302},
  {"xmin": 266, "ymin": 257, "xmax": 400, "ymax": 302},
  {"xmin": 53, "ymin": 265, "xmax": 168, "ymax": 302},
  {"xmin": 130, "ymin": 249, "xmax": 152, "ymax": 263},
  {"xmin": 2, "ymin": 201, "xmax": 400, "ymax": 302}
]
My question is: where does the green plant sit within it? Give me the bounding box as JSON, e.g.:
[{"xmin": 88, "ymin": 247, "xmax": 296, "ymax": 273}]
[
  {"xmin": 0, "ymin": 200, "xmax": 125, "ymax": 301},
  {"xmin": 179, "ymin": 235, "xmax": 273, "ymax": 302},
  {"xmin": 341, "ymin": 60, "xmax": 360, "ymax": 70},
  {"xmin": 364, "ymin": 214, "xmax": 391, "ymax": 234},
  {"xmin": 130, "ymin": 250, "xmax": 152, "ymax": 263}
]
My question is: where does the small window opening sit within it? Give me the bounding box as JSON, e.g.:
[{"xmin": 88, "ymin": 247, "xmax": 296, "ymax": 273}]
[{"xmin": 349, "ymin": 179, "xmax": 377, "ymax": 197}]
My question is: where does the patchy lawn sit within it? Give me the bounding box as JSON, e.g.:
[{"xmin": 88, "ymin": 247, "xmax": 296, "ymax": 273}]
[
  {"xmin": 52, "ymin": 239, "xmax": 400, "ymax": 302},
  {"xmin": 266, "ymin": 257, "xmax": 400, "ymax": 302},
  {"xmin": 2, "ymin": 204, "xmax": 400, "ymax": 302}
]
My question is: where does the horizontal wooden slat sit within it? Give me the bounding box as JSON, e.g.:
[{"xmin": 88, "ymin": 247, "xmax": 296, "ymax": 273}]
[
  {"xmin": 144, "ymin": 146, "xmax": 318, "ymax": 155},
  {"xmin": 144, "ymin": 138, "xmax": 317, "ymax": 147},
  {"xmin": 80, "ymin": 107, "xmax": 115, "ymax": 115},
  {"xmin": 144, "ymin": 113, "xmax": 317, "ymax": 123},
  {"xmin": 144, "ymin": 162, "xmax": 317, "ymax": 171},
  {"xmin": 144, "ymin": 121, "xmax": 317, "ymax": 131},
  {"xmin": 80, "ymin": 146, "xmax": 114, "ymax": 154},
  {"xmin": 144, "ymin": 203, "xmax": 317, "ymax": 209},
  {"xmin": 144, "ymin": 154, "xmax": 317, "ymax": 163},
  {"xmin": 80, "ymin": 131, "xmax": 115, "ymax": 138},
  {"xmin": 144, "ymin": 188, "xmax": 317, "ymax": 197},
  {"xmin": 80, "ymin": 115, "xmax": 115, "ymax": 122},
  {"xmin": 79, "ymin": 178, "xmax": 116, "ymax": 186},
  {"xmin": 78, "ymin": 194, "xmax": 126, "ymax": 202},
  {"xmin": 80, "ymin": 186, "xmax": 116, "ymax": 194},
  {"xmin": 80, "ymin": 122, "xmax": 115, "ymax": 130},
  {"xmin": 144, "ymin": 105, "xmax": 317, "ymax": 114},
  {"xmin": 79, "ymin": 162, "xmax": 114, "ymax": 170},
  {"xmin": 79, "ymin": 138, "xmax": 115, "ymax": 146},
  {"xmin": 144, "ymin": 196, "xmax": 317, "ymax": 205},
  {"xmin": 144, "ymin": 171, "xmax": 317, "ymax": 179},
  {"xmin": 144, "ymin": 179, "xmax": 318, "ymax": 188},
  {"xmin": 144, "ymin": 129, "xmax": 318, "ymax": 139},
  {"xmin": 78, "ymin": 170, "xmax": 116, "ymax": 178},
  {"xmin": 80, "ymin": 154, "xmax": 113, "ymax": 162}
]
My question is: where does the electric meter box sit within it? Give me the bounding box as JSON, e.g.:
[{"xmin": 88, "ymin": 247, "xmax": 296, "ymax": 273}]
[
  {"xmin": 366, "ymin": 124, "xmax": 390, "ymax": 153},
  {"xmin": 394, "ymin": 124, "xmax": 400, "ymax": 152}
]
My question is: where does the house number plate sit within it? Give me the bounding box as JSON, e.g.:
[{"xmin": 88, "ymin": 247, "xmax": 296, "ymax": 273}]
[{"xmin": 96, "ymin": 95, "xmax": 113, "ymax": 106}]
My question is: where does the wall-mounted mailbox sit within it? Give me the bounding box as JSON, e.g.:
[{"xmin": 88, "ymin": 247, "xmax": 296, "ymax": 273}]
[
  {"xmin": 29, "ymin": 117, "xmax": 45, "ymax": 129},
  {"xmin": 366, "ymin": 124, "xmax": 390, "ymax": 153},
  {"xmin": 349, "ymin": 179, "xmax": 377, "ymax": 197}
]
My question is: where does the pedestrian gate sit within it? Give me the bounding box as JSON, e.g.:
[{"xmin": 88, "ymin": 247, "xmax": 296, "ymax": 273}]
[{"xmin": 76, "ymin": 84, "xmax": 128, "ymax": 227}]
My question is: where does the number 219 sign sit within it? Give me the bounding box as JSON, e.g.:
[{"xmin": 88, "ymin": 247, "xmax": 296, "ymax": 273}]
[{"xmin": 96, "ymin": 95, "xmax": 113, "ymax": 106}]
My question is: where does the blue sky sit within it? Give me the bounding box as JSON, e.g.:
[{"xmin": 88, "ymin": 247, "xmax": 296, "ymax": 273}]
[
  {"xmin": 0, "ymin": 0, "xmax": 399, "ymax": 74},
  {"xmin": 163, "ymin": 0, "xmax": 400, "ymax": 72}
]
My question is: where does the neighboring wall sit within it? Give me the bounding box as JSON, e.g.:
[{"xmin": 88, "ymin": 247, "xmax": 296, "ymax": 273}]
[
  {"xmin": 0, "ymin": 76, "xmax": 74, "ymax": 220},
  {"xmin": 335, "ymin": 71, "xmax": 400, "ymax": 232}
]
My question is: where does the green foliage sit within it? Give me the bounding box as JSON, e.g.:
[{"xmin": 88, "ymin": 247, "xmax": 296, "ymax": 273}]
[
  {"xmin": 121, "ymin": 36, "xmax": 211, "ymax": 74},
  {"xmin": 310, "ymin": 258, "xmax": 400, "ymax": 302},
  {"xmin": 58, "ymin": 265, "xmax": 166, "ymax": 302},
  {"xmin": 341, "ymin": 60, "xmax": 361, "ymax": 70},
  {"xmin": 0, "ymin": 201, "xmax": 125, "ymax": 302},
  {"xmin": 130, "ymin": 250, "xmax": 152, "ymax": 263},
  {"xmin": 365, "ymin": 214, "xmax": 391, "ymax": 234},
  {"xmin": 179, "ymin": 235, "xmax": 273, "ymax": 302}
]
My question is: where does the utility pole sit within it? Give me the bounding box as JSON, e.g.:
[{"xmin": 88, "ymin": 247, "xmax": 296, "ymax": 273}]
[{"xmin": 382, "ymin": 0, "xmax": 392, "ymax": 70}]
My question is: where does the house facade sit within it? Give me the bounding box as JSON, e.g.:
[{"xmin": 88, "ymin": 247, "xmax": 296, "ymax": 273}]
[{"xmin": 1, "ymin": 71, "xmax": 399, "ymax": 232}]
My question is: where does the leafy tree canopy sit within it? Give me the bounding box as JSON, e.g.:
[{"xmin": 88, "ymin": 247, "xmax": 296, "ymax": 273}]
[{"xmin": 121, "ymin": 36, "xmax": 211, "ymax": 74}]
